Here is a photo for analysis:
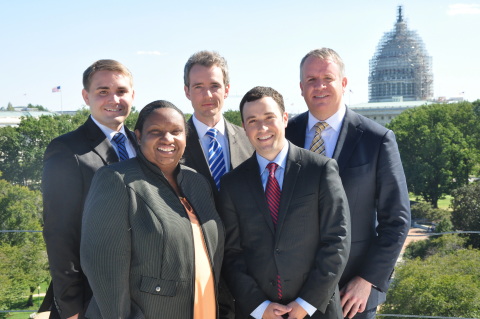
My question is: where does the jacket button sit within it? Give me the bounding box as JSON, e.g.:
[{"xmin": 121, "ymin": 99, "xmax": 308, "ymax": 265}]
[
  {"xmin": 275, "ymin": 249, "xmax": 280, "ymax": 254},
  {"xmin": 155, "ymin": 286, "xmax": 161, "ymax": 292}
]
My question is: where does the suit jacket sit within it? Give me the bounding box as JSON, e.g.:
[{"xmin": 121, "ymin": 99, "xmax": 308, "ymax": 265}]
[
  {"xmin": 42, "ymin": 116, "xmax": 136, "ymax": 318},
  {"xmin": 80, "ymin": 153, "xmax": 224, "ymax": 319},
  {"xmin": 285, "ymin": 108, "xmax": 411, "ymax": 308},
  {"xmin": 219, "ymin": 142, "xmax": 351, "ymax": 319},
  {"xmin": 182, "ymin": 117, "xmax": 253, "ymax": 197}
]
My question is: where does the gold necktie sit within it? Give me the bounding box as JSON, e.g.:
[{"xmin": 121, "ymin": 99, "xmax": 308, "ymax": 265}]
[{"xmin": 309, "ymin": 122, "xmax": 329, "ymax": 155}]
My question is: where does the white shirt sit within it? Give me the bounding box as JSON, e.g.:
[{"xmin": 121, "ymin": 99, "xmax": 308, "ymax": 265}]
[
  {"xmin": 251, "ymin": 142, "xmax": 316, "ymax": 319},
  {"xmin": 90, "ymin": 116, "xmax": 136, "ymax": 159},
  {"xmin": 304, "ymin": 104, "xmax": 346, "ymax": 158},
  {"xmin": 192, "ymin": 114, "xmax": 231, "ymax": 173}
]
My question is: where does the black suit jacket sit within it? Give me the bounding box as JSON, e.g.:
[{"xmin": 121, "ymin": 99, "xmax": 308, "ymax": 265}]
[
  {"xmin": 42, "ymin": 116, "xmax": 136, "ymax": 318},
  {"xmin": 219, "ymin": 143, "xmax": 350, "ymax": 318},
  {"xmin": 286, "ymin": 108, "xmax": 411, "ymax": 308},
  {"xmin": 182, "ymin": 117, "xmax": 253, "ymax": 197}
]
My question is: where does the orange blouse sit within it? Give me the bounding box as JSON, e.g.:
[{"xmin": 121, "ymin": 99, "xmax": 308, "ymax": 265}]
[{"xmin": 180, "ymin": 197, "xmax": 216, "ymax": 319}]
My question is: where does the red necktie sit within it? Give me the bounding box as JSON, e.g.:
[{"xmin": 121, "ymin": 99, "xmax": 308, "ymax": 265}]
[{"xmin": 265, "ymin": 162, "xmax": 283, "ymax": 299}]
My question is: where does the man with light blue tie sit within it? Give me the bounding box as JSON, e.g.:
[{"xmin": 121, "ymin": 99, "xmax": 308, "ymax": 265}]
[
  {"xmin": 182, "ymin": 50, "xmax": 253, "ymax": 319},
  {"xmin": 182, "ymin": 50, "xmax": 253, "ymax": 195},
  {"xmin": 41, "ymin": 59, "xmax": 136, "ymax": 319}
]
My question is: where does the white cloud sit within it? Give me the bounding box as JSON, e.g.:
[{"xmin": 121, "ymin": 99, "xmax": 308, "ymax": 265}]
[
  {"xmin": 136, "ymin": 51, "xmax": 167, "ymax": 56},
  {"xmin": 447, "ymin": 3, "xmax": 480, "ymax": 15}
]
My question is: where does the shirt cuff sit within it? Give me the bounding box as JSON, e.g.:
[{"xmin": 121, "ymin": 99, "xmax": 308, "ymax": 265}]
[
  {"xmin": 251, "ymin": 300, "xmax": 270, "ymax": 319},
  {"xmin": 296, "ymin": 297, "xmax": 317, "ymax": 317}
]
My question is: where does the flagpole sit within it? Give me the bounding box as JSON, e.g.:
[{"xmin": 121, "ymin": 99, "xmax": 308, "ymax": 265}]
[{"xmin": 61, "ymin": 90, "xmax": 63, "ymax": 113}]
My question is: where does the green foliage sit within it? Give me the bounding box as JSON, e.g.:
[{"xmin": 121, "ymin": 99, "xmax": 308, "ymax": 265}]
[
  {"xmin": 404, "ymin": 234, "xmax": 467, "ymax": 260},
  {"xmin": 410, "ymin": 202, "xmax": 451, "ymax": 225},
  {"xmin": 387, "ymin": 102, "xmax": 480, "ymax": 207},
  {"xmin": 0, "ymin": 178, "xmax": 43, "ymax": 245},
  {"xmin": 0, "ymin": 176, "xmax": 48, "ymax": 312},
  {"xmin": 381, "ymin": 249, "xmax": 480, "ymax": 318},
  {"xmin": 6, "ymin": 102, "xmax": 14, "ymax": 111},
  {"xmin": 0, "ymin": 114, "xmax": 82, "ymax": 188},
  {"xmin": 451, "ymin": 182, "xmax": 480, "ymax": 248},
  {"xmin": 223, "ymin": 110, "xmax": 242, "ymax": 126}
]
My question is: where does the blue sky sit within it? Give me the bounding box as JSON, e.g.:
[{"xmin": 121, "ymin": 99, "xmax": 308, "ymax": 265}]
[{"xmin": 1, "ymin": 0, "xmax": 479, "ymax": 114}]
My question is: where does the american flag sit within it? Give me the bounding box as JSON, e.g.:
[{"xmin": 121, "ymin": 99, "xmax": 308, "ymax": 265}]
[{"xmin": 52, "ymin": 86, "xmax": 61, "ymax": 93}]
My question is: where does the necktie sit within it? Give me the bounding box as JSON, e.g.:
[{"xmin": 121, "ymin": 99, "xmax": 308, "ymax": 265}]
[
  {"xmin": 309, "ymin": 122, "xmax": 329, "ymax": 155},
  {"xmin": 206, "ymin": 128, "xmax": 226, "ymax": 190},
  {"xmin": 112, "ymin": 133, "xmax": 129, "ymax": 161},
  {"xmin": 265, "ymin": 162, "xmax": 283, "ymax": 299}
]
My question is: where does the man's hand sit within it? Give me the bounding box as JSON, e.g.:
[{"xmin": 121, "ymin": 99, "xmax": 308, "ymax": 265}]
[
  {"xmin": 340, "ymin": 276, "xmax": 372, "ymax": 318},
  {"xmin": 262, "ymin": 302, "xmax": 292, "ymax": 319},
  {"xmin": 286, "ymin": 301, "xmax": 307, "ymax": 319},
  {"xmin": 67, "ymin": 314, "xmax": 79, "ymax": 319}
]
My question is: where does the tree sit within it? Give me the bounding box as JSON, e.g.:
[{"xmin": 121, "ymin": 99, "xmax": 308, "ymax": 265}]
[
  {"xmin": 403, "ymin": 234, "xmax": 466, "ymax": 260},
  {"xmin": 380, "ymin": 249, "xmax": 480, "ymax": 318},
  {"xmin": 6, "ymin": 102, "xmax": 14, "ymax": 111},
  {"xmin": 0, "ymin": 113, "xmax": 87, "ymax": 188},
  {"xmin": 451, "ymin": 182, "xmax": 480, "ymax": 248},
  {"xmin": 387, "ymin": 102, "xmax": 480, "ymax": 207},
  {"xmin": 224, "ymin": 110, "xmax": 242, "ymax": 126},
  {"xmin": 0, "ymin": 175, "xmax": 48, "ymax": 311}
]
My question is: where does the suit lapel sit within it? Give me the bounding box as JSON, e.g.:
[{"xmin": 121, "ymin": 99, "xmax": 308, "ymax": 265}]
[
  {"xmin": 225, "ymin": 120, "xmax": 242, "ymax": 170},
  {"xmin": 245, "ymin": 155, "xmax": 277, "ymax": 235},
  {"xmin": 275, "ymin": 143, "xmax": 301, "ymax": 238},
  {"xmin": 333, "ymin": 108, "xmax": 364, "ymax": 174},
  {"xmin": 288, "ymin": 112, "xmax": 308, "ymax": 148},
  {"xmin": 84, "ymin": 116, "xmax": 119, "ymax": 165},
  {"xmin": 185, "ymin": 118, "xmax": 212, "ymax": 178}
]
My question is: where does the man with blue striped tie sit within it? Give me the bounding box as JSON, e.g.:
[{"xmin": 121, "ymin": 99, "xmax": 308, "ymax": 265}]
[{"xmin": 182, "ymin": 50, "xmax": 254, "ymax": 319}]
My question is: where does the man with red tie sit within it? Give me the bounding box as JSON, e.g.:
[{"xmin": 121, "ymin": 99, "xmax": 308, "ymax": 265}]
[{"xmin": 219, "ymin": 86, "xmax": 351, "ymax": 319}]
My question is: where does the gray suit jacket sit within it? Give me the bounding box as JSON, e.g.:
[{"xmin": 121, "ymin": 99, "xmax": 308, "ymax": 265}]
[
  {"xmin": 286, "ymin": 108, "xmax": 411, "ymax": 308},
  {"xmin": 80, "ymin": 152, "xmax": 224, "ymax": 319},
  {"xmin": 219, "ymin": 143, "xmax": 350, "ymax": 318},
  {"xmin": 42, "ymin": 116, "xmax": 136, "ymax": 318},
  {"xmin": 182, "ymin": 117, "xmax": 253, "ymax": 197}
]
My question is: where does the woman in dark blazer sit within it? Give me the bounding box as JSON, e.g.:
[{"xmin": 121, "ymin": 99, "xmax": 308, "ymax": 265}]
[{"xmin": 80, "ymin": 100, "xmax": 224, "ymax": 319}]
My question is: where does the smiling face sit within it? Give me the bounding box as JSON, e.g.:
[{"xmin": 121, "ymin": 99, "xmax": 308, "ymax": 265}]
[
  {"xmin": 82, "ymin": 70, "xmax": 134, "ymax": 131},
  {"xmin": 242, "ymin": 96, "xmax": 288, "ymax": 161},
  {"xmin": 300, "ymin": 56, "xmax": 347, "ymax": 121},
  {"xmin": 135, "ymin": 107, "xmax": 186, "ymax": 174},
  {"xmin": 184, "ymin": 64, "xmax": 230, "ymax": 127}
]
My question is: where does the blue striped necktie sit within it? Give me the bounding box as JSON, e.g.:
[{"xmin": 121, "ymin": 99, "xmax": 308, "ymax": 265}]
[
  {"xmin": 112, "ymin": 133, "xmax": 129, "ymax": 161},
  {"xmin": 206, "ymin": 128, "xmax": 226, "ymax": 190}
]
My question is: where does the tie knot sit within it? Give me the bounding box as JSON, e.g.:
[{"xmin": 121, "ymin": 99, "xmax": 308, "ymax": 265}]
[
  {"xmin": 267, "ymin": 162, "xmax": 278, "ymax": 176},
  {"xmin": 113, "ymin": 132, "xmax": 126, "ymax": 144},
  {"xmin": 206, "ymin": 128, "xmax": 219, "ymax": 139},
  {"xmin": 314, "ymin": 122, "xmax": 329, "ymax": 133}
]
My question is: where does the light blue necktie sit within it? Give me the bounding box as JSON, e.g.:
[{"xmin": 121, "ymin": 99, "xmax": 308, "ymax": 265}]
[
  {"xmin": 112, "ymin": 133, "xmax": 129, "ymax": 161},
  {"xmin": 206, "ymin": 128, "xmax": 226, "ymax": 190}
]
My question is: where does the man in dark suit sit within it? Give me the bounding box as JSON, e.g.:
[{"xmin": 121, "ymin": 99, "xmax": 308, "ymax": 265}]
[
  {"xmin": 219, "ymin": 86, "xmax": 350, "ymax": 319},
  {"xmin": 182, "ymin": 51, "xmax": 253, "ymax": 318},
  {"xmin": 42, "ymin": 59, "xmax": 137, "ymax": 319},
  {"xmin": 182, "ymin": 50, "xmax": 253, "ymax": 196},
  {"xmin": 285, "ymin": 48, "xmax": 411, "ymax": 319}
]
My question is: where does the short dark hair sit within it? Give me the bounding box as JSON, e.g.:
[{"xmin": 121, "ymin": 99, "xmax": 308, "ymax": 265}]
[
  {"xmin": 134, "ymin": 100, "xmax": 188, "ymax": 136},
  {"xmin": 239, "ymin": 86, "xmax": 285, "ymax": 123},
  {"xmin": 183, "ymin": 50, "xmax": 229, "ymax": 87},
  {"xmin": 83, "ymin": 59, "xmax": 133, "ymax": 91}
]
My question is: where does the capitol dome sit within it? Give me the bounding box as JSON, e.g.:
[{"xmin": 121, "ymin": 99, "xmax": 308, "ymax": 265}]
[{"xmin": 368, "ymin": 6, "xmax": 433, "ymax": 102}]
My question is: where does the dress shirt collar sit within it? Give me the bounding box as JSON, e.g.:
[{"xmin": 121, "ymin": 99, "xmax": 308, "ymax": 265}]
[
  {"xmin": 307, "ymin": 103, "xmax": 346, "ymax": 134},
  {"xmin": 192, "ymin": 114, "xmax": 226, "ymax": 137},
  {"xmin": 90, "ymin": 115, "xmax": 128, "ymax": 141},
  {"xmin": 256, "ymin": 142, "xmax": 289, "ymax": 175}
]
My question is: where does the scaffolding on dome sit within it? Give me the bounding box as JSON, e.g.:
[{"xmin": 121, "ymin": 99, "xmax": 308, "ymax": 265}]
[{"xmin": 369, "ymin": 6, "xmax": 433, "ymax": 103}]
